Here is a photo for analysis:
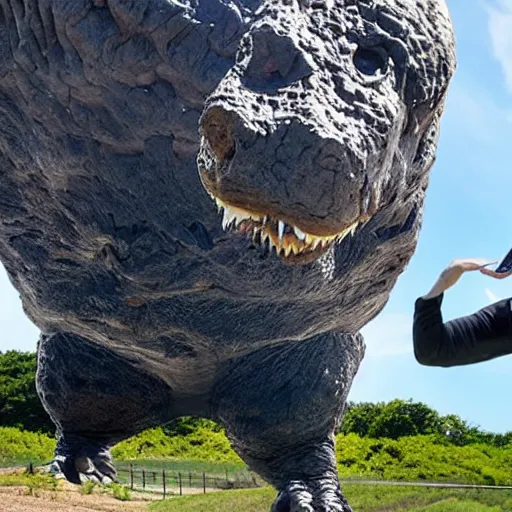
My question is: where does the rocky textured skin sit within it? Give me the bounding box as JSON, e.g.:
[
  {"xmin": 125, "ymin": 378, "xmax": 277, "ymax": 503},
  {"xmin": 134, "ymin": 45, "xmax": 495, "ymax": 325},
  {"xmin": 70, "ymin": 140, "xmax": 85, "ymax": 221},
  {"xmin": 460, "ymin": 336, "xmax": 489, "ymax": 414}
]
[{"xmin": 0, "ymin": 0, "xmax": 455, "ymax": 510}]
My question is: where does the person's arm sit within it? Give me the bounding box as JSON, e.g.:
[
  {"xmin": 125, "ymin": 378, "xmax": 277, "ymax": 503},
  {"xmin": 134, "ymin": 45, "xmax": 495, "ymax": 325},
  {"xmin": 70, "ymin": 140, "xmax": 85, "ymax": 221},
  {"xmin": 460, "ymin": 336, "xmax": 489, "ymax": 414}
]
[
  {"xmin": 413, "ymin": 294, "xmax": 512, "ymax": 367},
  {"xmin": 412, "ymin": 257, "xmax": 512, "ymax": 368}
]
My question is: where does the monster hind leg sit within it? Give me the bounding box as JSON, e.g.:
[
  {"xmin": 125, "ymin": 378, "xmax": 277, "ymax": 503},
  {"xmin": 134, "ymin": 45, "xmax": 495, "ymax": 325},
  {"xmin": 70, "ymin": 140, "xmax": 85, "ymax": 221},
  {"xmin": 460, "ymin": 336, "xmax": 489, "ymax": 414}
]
[
  {"xmin": 36, "ymin": 332, "xmax": 175, "ymax": 484},
  {"xmin": 212, "ymin": 332, "xmax": 365, "ymax": 512}
]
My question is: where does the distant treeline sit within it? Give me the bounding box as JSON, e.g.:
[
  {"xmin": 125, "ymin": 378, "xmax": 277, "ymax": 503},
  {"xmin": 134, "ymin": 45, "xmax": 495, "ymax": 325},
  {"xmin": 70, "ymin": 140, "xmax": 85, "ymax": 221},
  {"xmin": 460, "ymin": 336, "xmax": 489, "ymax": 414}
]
[{"xmin": 1, "ymin": 350, "xmax": 511, "ymax": 448}]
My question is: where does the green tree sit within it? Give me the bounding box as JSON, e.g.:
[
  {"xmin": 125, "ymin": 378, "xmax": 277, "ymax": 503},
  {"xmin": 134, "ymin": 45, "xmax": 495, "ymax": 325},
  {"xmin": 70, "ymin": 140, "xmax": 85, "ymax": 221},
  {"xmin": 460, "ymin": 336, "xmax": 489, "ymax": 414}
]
[
  {"xmin": 492, "ymin": 431, "xmax": 512, "ymax": 448},
  {"xmin": 0, "ymin": 351, "xmax": 54, "ymax": 433},
  {"xmin": 366, "ymin": 399, "xmax": 442, "ymax": 440},
  {"xmin": 340, "ymin": 401, "xmax": 384, "ymax": 436},
  {"xmin": 163, "ymin": 416, "xmax": 223, "ymax": 436}
]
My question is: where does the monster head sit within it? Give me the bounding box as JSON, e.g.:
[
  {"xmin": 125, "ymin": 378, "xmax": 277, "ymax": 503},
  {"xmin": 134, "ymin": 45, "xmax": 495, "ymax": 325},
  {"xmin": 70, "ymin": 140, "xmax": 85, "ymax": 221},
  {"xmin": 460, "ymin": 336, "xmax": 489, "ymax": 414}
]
[
  {"xmin": 0, "ymin": 0, "xmax": 456, "ymax": 343},
  {"xmin": 198, "ymin": 0, "xmax": 456, "ymax": 265}
]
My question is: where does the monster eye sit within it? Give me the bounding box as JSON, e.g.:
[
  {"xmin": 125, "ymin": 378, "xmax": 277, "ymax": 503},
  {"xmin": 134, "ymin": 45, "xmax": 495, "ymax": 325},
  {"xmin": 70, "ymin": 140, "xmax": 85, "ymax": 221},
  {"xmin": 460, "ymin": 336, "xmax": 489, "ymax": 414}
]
[{"xmin": 353, "ymin": 46, "xmax": 389, "ymax": 77}]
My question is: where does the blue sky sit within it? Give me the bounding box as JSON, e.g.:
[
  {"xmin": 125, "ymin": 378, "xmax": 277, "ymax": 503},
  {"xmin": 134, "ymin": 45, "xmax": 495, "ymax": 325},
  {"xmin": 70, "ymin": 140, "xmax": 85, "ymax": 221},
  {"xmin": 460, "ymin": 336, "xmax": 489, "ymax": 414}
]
[
  {"xmin": 352, "ymin": 0, "xmax": 512, "ymax": 433},
  {"xmin": 1, "ymin": 0, "xmax": 512, "ymax": 433}
]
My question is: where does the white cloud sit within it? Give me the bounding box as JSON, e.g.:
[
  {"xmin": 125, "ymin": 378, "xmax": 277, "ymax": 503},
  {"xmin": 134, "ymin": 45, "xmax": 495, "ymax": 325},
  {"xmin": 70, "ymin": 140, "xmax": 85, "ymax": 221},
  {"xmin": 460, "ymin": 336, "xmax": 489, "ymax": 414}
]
[
  {"xmin": 487, "ymin": 0, "xmax": 512, "ymax": 93},
  {"xmin": 484, "ymin": 288, "xmax": 502, "ymax": 303},
  {"xmin": 360, "ymin": 312, "xmax": 413, "ymax": 358}
]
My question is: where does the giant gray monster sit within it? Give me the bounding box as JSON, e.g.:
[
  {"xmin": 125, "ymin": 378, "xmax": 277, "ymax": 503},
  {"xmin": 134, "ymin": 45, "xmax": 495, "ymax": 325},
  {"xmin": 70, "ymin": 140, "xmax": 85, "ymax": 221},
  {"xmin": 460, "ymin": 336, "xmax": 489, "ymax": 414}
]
[{"xmin": 0, "ymin": 0, "xmax": 455, "ymax": 510}]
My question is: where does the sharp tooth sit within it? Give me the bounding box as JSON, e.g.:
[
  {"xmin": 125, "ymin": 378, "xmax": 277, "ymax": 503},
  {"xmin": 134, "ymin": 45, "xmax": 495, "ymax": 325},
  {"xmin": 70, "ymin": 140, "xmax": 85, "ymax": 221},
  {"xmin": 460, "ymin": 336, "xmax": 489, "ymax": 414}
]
[
  {"xmin": 215, "ymin": 198, "xmax": 224, "ymax": 210},
  {"xmin": 261, "ymin": 231, "xmax": 269, "ymax": 244},
  {"xmin": 293, "ymin": 226, "xmax": 306, "ymax": 241},
  {"xmin": 278, "ymin": 221, "xmax": 285, "ymax": 242},
  {"xmin": 312, "ymin": 238, "xmax": 321, "ymax": 250},
  {"xmin": 284, "ymin": 244, "xmax": 293, "ymax": 257},
  {"xmin": 222, "ymin": 207, "xmax": 237, "ymax": 230},
  {"xmin": 222, "ymin": 211, "xmax": 229, "ymax": 230},
  {"xmin": 305, "ymin": 234, "xmax": 314, "ymax": 245},
  {"xmin": 336, "ymin": 231, "xmax": 347, "ymax": 243}
]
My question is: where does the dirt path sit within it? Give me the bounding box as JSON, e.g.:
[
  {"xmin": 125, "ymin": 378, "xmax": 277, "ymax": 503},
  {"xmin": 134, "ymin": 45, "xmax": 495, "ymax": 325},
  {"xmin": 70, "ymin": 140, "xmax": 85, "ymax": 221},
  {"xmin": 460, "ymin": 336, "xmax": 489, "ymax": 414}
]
[
  {"xmin": 0, "ymin": 477, "xmax": 226, "ymax": 512},
  {"xmin": 0, "ymin": 485, "xmax": 152, "ymax": 512}
]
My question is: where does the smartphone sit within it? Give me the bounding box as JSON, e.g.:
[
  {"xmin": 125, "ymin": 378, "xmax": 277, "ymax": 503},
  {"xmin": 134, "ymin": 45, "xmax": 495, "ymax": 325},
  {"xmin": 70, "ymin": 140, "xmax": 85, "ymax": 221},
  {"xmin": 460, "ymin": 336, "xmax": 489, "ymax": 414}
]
[{"xmin": 495, "ymin": 246, "xmax": 512, "ymax": 273}]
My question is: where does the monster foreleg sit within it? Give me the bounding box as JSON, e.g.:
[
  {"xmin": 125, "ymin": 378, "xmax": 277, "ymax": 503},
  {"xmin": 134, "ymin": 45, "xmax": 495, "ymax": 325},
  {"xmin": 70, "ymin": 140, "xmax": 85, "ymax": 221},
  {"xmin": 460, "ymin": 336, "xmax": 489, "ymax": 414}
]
[
  {"xmin": 212, "ymin": 332, "xmax": 365, "ymax": 512},
  {"xmin": 36, "ymin": 332, "xmax": 175, "ymax": 484}
]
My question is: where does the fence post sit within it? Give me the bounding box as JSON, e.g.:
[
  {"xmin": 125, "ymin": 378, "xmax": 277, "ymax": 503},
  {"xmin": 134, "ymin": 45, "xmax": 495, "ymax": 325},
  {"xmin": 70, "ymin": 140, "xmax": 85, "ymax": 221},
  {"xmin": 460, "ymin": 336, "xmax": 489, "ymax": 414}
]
[
  {"xmin": 130, "ymin": 463, "xmax": 134, "ymax": 490},
  {"xmin": 179, "ymin": 472, "xmax": 182, "ymax": 496},
  {"xmin": 189, "ymin": 471, "xmax": 192, "ymax": 487},
  {"xmin": 142, "ymin": 469, "xmax": 146, "ymax": 490},
  {"xmin": 203, "ymin": 472, "xmax": 206, "ymax": 494},
  {"xmin": 28, "ymin": 461, "xmax": 33, "ymax": 474},
  {"xmin": 162, "ymin": 469, "xmax": 166, "ymax": 499}
]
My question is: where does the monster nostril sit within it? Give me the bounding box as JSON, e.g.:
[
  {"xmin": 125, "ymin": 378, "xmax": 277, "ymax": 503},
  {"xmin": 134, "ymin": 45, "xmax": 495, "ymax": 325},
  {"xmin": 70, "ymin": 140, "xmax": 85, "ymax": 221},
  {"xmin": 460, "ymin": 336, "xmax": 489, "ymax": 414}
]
[
  {"xmin": 317, "ymin": 142, "xmax": 343, "ymax": 172},
  {"xmin": 200, "ymin": 107, "xmax": 236, "ymax": 162},
  {"xmin": 263, "ymin": 57, "xmax": 279, "ymax": 75},
  {"xmin": 319, "ymin": 155, "xmax": 340, "ymax": 171},
  {"xmin": 242, "ymin": 26, "xmax": 314, "ymax": 93}
]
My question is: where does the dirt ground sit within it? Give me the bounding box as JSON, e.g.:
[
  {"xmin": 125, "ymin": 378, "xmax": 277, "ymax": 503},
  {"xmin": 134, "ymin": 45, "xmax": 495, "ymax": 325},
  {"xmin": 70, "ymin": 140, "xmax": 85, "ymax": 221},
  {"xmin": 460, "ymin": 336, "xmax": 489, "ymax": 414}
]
[
  {"xmin": 0, "ymin": 479, "xmax": 223, "ymax": 512},
  {"xmin": 0, "ymin": 483, "xmax": 153, "ymax": 512}
]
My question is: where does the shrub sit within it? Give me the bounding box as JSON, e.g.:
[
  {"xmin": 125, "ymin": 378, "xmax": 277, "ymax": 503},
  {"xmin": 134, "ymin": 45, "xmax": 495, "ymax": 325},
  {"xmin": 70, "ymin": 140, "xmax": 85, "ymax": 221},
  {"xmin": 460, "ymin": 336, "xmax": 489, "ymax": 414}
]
[
  {"xmin": 0, "ymin": 426, "xmax": 55, "ymax": 465},
  {"xmin": 108, "ymin": 482, "xmax": 131, "ymax": 501},
  {"xmin": 80, "ymin": 480, "xmax": 97, "ymax": 495}
]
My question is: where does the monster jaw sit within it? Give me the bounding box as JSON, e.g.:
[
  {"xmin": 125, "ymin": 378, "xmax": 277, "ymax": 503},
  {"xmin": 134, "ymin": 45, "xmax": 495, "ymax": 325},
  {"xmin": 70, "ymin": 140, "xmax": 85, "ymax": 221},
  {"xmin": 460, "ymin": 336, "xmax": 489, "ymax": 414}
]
[{"xmin": 212, "ymin": 196, "xmax": 361, "ymax": 264}]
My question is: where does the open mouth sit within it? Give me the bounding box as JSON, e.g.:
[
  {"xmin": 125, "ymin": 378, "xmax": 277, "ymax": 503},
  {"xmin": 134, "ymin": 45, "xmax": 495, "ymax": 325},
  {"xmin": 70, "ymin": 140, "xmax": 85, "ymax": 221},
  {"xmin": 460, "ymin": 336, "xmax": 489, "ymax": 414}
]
[{"xmin": 212, "ymin": 197, "xmax": 360, "ymax": 264}]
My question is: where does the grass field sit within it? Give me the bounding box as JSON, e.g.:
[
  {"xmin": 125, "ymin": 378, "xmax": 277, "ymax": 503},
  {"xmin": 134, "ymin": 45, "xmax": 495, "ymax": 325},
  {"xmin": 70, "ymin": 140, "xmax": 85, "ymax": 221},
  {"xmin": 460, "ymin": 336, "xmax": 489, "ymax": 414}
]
[
  {"xmin": 1, "ymin": 473, "xmax": 512, "ymax": 511},
  {"xmin": 148, "ymin": 486, "xmax": 512, "ymax": 512},
  {"xmin": 116, "ymin": 459, "xmax": 247, "ymax": 475}
]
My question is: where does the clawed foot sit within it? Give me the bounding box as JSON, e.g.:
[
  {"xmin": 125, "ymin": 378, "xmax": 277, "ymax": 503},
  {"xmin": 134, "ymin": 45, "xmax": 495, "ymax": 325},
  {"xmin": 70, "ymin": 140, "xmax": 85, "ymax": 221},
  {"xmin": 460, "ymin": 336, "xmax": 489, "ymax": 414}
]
[
  {"xmin": 52, "ymin": 434, "xmax": 116, "ymax": 485},
  {"xmin": 271, "ymin": 480, "xmax": 353, "ymax": 512},
  {"xmin": 53, "ymin": 453, "xmax": 116, "ymax": 484}
]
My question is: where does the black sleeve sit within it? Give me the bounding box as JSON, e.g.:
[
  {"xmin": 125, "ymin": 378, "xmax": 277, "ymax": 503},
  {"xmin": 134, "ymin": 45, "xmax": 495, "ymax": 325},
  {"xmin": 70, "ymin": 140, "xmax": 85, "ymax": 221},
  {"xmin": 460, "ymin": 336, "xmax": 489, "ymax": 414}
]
[{"xmin": 413, "ymin": 293, "xmax": 512, "ymax": 367}]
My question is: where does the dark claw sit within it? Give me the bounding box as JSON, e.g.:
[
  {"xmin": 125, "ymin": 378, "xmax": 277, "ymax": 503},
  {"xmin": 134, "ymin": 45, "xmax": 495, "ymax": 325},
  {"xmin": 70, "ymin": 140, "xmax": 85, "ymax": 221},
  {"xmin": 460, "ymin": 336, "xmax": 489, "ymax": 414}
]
[
  {"xmin": 92, "ymin": 457, "xmax": 117, "ymax": 482},
  {"xmin": 53, "ymin": 434, "xmax": 117, "ymax": 485},
  {"xmin": 53, "ymin": 454, "xmax": 116, "ymax": 485},
  {"xmin": 54, "ymin": 455, "xmax": 81, "ymax": 485},
  {"xmin": 271, "ymin": 490, "xmax": 293, "ymax": 512},
  {"xmin": 271, "ymin": 480, "xmax": 352, "ymax": 512}
]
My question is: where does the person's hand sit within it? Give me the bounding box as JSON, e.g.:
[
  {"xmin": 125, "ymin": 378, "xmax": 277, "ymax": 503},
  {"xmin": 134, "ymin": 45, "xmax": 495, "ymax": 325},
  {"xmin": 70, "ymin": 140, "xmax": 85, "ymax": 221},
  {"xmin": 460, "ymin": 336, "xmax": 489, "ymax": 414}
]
[
  {"xmin": 440, "ymin": 258, "xmax": 496, "ymax": 288},
  {"xmin": 447, "ymin": 258, "xmax": 497, "ymax": 272},
  {"xmin": 422, "ymin": 258, "xmax": 497, "ymax": 300},
  {"xmin": 480, "ymin": 267, "xmax": 512, "ymax": 279}
]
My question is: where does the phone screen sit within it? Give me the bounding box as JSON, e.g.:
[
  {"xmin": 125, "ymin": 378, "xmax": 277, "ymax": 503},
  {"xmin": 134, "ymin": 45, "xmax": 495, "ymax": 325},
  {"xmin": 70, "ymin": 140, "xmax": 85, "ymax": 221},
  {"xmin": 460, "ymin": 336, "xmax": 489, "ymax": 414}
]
[{"xmin": 496, "ymin": 247, "xmax": 512, "ymax": 273}]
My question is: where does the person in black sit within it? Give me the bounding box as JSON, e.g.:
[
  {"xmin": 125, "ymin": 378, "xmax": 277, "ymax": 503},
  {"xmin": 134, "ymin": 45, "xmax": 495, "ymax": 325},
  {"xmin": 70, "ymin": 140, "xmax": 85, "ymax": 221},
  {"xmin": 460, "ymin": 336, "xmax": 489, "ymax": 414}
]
[{"xmin": 413, "ymin": 258, "xmax": 512, "ymax": 367}]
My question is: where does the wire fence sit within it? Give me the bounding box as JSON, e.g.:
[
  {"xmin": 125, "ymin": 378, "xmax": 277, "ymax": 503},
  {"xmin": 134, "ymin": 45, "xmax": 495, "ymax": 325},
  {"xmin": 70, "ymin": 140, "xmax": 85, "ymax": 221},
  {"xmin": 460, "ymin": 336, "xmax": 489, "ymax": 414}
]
[
  {"xmin": 7, "ymin": 460, "xmax": 512, "ymax": 499},
  {"xmin": 115, "ymin": 463, "xmax": 262, "ymax": 497}
]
